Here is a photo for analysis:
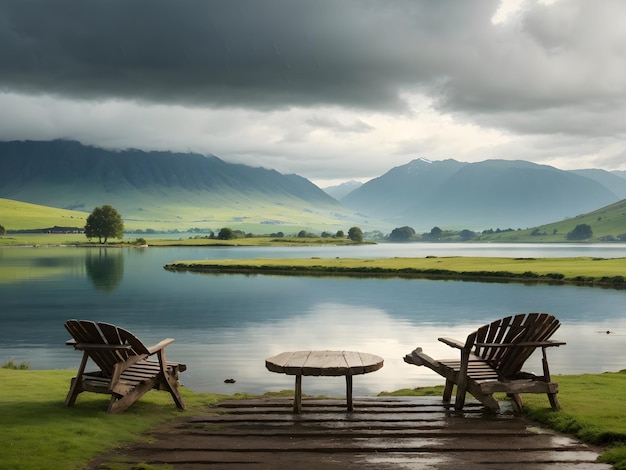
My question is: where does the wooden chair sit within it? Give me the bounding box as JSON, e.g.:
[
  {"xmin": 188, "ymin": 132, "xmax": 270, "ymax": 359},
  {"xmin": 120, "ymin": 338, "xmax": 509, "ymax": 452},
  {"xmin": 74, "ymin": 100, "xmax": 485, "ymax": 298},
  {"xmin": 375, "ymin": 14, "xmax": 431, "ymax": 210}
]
[
  {"xmin": 404, "ymin": 313, "xmax": 565, "ymax": 413},
  {"xmin": 64, "ymin": 319, "xmax": 187, "ymax": 414}
]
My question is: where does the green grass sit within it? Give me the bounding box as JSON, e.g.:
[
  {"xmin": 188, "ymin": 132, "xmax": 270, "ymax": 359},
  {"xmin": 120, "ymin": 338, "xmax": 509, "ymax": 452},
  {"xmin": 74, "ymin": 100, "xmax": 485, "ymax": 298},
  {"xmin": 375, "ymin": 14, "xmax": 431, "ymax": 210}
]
[
  {"xmin": 0, "ymin": 369, "xmax": 246, "ymax": 470},
  {"xmin": 382, "ymin": 370, "xmax": 626, "ymax": 469},
  {"xmin": 0, "ymin": 198, "xmax": 88, "ymax": 232},
  {"xmin": 0, "ymin": 194, "xmax": 383, "ymax": 234},
  {"xmin": 164, "ymin": 256, "xmax": 626, "ymax": 288}
]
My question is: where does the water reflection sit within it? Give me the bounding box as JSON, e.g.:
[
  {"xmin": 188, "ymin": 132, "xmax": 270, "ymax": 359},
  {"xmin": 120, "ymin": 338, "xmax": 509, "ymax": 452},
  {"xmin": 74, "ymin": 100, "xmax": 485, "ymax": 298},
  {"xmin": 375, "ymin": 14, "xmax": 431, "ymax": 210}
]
[
  {"xmin": 0, "ymin": 246, "xmax": 625, "ymax": 398},
  {"xmin": 84, "ymin": 248, "xmax": 124, "ymax": 292}
]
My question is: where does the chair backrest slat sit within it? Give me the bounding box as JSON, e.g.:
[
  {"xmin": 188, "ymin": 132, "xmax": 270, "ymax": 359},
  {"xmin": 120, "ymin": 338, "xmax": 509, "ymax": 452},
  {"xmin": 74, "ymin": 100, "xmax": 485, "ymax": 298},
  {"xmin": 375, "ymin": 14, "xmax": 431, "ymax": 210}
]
[
  {"xmin": 64, "ymin": 319, "xmax": 150, "ymax": 377},
  {"xmin": 470, "ymin": 313, "xmax": 561, "ymax": 379}
]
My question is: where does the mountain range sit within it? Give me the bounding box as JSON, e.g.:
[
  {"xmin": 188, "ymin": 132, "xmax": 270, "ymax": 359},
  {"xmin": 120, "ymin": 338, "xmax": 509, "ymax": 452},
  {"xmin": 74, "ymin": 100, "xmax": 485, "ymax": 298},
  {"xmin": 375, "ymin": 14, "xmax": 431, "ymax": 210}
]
[
  {"xmin": 0, "ymin": 140, "xmax": 369, "ymax": 232},
  {"xmin": 340, "ymin": 158, "xmax": 626, "ymax": 230},
  {"xmin": 2, "ymin": 139, "xmax": 626, "ymax": 233}
]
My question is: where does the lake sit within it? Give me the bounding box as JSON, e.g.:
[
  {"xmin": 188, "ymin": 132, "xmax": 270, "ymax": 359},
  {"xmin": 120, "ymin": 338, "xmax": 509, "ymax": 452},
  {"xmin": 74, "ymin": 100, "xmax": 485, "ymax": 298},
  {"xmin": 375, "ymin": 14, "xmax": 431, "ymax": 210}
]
[{"xmin": 1, "ymin": 243, "xmax": 625, "ymax": 398}]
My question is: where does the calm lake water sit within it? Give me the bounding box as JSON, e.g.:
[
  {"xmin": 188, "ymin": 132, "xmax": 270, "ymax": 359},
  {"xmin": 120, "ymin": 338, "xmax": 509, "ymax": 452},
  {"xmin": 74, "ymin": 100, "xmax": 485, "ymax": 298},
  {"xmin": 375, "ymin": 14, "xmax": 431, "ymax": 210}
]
[{"xmin": 1, "ymin": 243, "xmax": 625, "ymax": 398}]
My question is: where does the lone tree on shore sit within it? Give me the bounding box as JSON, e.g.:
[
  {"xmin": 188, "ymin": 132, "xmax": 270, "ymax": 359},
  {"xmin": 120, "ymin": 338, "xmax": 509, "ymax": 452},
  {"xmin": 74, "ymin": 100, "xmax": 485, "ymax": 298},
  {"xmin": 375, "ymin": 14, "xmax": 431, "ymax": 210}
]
[
  {"xmin": 217, "ymin": 227, "xmax": 236, "ymax": 240},
  {"xmin": 84, "ymin": 205, "xmax": 124, "ymax": 244},
  {"xmin": 0, "ymin": 224, "xmax": 5, "ymax": 236},
  {"xmin": 348, "ymin": 226, "xmax": 364, "ymax": 243}
]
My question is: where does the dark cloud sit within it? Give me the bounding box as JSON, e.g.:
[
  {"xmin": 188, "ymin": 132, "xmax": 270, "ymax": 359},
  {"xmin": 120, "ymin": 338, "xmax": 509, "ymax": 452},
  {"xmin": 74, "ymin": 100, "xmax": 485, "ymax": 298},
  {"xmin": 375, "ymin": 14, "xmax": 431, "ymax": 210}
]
[
  {"xmin": 0, "ymin": 0, "xmax": 503, "ymax": 111},
  {"xmin": 2, "ymin": 0, "xmax": 626, "ymax": 181}
]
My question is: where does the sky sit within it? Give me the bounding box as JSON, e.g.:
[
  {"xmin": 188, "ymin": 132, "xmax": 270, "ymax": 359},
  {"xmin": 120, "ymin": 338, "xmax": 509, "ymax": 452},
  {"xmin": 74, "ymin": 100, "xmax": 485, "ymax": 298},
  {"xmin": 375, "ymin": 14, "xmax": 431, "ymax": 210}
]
[{"xmin": 2, "ymin": 0, "xmax": 626, "ymax": 187}]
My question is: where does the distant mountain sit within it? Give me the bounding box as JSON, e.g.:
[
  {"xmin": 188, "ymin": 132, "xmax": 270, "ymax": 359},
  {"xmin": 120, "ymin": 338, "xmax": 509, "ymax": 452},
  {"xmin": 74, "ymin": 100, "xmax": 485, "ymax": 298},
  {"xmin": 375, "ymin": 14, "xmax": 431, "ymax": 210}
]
[
  {"xmin": 341, "ymin": 159, "xmax": 621, "ymax": 231},
  {"xmin": 571, "ymin": 169, "xmax": 626, "ymax": 199},
  {"xmin": 612, "ymin": 170, "xmax": 626, "ymax": 180},
  {"xmin": 0, "ymin": 140, "xmax": 371, "ymax": 232},
  {"xmin": 323, "ymin": 180, "xmax": 363, "ymax": 200}
]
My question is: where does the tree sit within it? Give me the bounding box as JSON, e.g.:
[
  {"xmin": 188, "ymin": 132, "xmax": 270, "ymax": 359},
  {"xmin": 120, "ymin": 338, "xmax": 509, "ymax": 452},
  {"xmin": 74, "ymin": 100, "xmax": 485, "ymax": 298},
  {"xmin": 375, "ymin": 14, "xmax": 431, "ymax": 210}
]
[
  {"xmin": 84, "ymin": 205, "xmax": 124, "ymax": 244},
  {"xmin": 388, "ymin": 226, "xmax": 416, "ymax": 242},
  {"xmin": 335, "ymin": 230, "xmax": 345, "ymax": 239},
  {"xmin": 0, "ymin": 224, "xmax": 5, "ymax": 236},
  {"xmin": 347, "ymin": 226, "xmax": 364, "ymax": 243},
  {"xmin": 217, "ymin": 227, "xmax": 236, "ymax": 240},
  {"xmin": 459, "ymin": 229, "xmax": 476, "ymax": 241},
  {"xmin": 429, "ymin": 226, "xmax": 443, "ymax": 240},
  {"xmin": 566, "ymin": 224, "xmax": 593, "ymax": 240}
]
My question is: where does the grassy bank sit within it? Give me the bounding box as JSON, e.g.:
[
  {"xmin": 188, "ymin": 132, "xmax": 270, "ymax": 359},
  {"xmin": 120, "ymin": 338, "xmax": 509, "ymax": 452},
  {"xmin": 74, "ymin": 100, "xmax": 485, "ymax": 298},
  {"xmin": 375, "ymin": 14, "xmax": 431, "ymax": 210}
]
[
  {"xmin": 165, "ymin": 256, "xmax": 626, "ymax": 288},
  {"xmin": 0, "ymin": 369, "xmax": 247, "ymax": 469},
  {"xmin": 0, "ymin": 233, "xmax": 362, "ymax": 247},
  {"xmin": 383, "ymin": 370, "xmax": 626, "ymax": 469},
  {"xmin": 1, "ymin": 368, "xmax": 625, "ymax": 469}
]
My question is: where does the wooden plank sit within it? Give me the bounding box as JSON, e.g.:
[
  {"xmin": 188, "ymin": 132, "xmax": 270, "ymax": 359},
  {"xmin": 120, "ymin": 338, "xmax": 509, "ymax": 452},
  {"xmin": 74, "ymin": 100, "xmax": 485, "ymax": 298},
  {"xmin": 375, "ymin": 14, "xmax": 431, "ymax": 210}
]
[
  {"xmin": 266, "ymin": 351, "xmax": 311, "ymax": 374},
  {"xmin": 89, "ymin": 397, "xmax": 610, "ymax": 469},
  {"xmin": 359, "ymin": 352, "xmax": 384, "ymax": 374},
  {"xmin": 319, "ymin": 351, "xmax": 349, "ymax": 376}
]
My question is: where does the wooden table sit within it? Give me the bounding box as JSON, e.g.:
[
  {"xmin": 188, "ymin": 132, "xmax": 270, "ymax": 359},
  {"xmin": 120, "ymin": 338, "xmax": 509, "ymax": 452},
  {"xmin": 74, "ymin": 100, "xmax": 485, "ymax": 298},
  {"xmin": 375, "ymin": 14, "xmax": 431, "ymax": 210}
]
[{"xmin": 265, "ymin": 350, "xmax": 384, "ymax": 413}]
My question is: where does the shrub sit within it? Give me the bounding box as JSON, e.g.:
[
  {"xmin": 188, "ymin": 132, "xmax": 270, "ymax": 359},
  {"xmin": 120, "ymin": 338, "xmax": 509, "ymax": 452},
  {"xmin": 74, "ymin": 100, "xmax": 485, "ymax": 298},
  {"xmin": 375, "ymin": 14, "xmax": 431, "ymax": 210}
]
[{"xmin": 1, "ymin": 359, "xmax": 30, "ymax": 370}]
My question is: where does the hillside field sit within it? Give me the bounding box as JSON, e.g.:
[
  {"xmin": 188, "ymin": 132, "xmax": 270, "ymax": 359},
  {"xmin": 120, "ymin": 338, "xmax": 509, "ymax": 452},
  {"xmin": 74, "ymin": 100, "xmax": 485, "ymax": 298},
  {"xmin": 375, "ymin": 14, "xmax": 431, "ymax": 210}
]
[{"xmin": 0, "ymin": 198, "xmax": 88, "ymax": 231}]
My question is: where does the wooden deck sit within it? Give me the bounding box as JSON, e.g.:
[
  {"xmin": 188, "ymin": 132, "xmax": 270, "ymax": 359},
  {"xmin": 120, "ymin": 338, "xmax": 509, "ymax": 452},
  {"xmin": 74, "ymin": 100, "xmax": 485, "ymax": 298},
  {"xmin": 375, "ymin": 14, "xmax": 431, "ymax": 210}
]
[{"xmin": 88, "ymin": 396, "xmax": 611, "ymax": 469}]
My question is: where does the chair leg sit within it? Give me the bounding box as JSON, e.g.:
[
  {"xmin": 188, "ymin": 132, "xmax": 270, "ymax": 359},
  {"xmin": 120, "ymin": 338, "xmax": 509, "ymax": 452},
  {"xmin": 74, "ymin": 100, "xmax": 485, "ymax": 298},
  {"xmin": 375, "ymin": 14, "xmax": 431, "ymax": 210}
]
[
  {"xmin": 548, "ymin": 393, "xmax": 560, "ymax": 411},
  {"xmin": 65, "ymin": 377, "xmax": 83, "ymax": 407},
  {"xmin": 161, "ymin": 370, "xmax": 186, "ymax": 410},
  {"xmin": 510, "ymin": 393, "xmax": 523, "ymax": 414},
  {"xmin": 155, "ymin": 350, "xmax": 186, "ymax": 410},
  {"xmin": 65, "ymin": 353, "xmax": 89, "ymax": 407},
  {"xmin": 443, "ymin": 379, "xmax": 454, "ymax": 403}
]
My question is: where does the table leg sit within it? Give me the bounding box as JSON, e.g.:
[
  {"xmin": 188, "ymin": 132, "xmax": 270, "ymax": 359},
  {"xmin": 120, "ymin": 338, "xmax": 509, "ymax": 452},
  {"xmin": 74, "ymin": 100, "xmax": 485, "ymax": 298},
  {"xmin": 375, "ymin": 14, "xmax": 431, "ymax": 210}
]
[
  {"xmin": 294, "ymin": 375, "xmax": 302, "ymax": 413},
  {"xmin": 346, "ymin": 375, "xmax": 353, "ymax": 411}
]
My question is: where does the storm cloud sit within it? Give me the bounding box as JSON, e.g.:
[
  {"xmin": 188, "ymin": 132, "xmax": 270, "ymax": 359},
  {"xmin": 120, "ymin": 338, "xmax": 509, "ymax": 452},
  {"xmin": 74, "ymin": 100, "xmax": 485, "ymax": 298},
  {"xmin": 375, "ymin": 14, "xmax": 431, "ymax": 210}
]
[{"xmin": 1, "ymin": 0, "xmax": 626, "ymax": 184}]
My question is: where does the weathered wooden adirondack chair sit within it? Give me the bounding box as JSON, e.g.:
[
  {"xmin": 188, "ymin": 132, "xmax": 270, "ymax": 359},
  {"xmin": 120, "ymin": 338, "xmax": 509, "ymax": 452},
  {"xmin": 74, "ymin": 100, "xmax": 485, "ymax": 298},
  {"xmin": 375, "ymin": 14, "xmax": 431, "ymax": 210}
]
[
  {"xmin": 404, "ymin": 313, "xmax": 565, "ymax": 413},
  {"xmin": 64, "ymin": 319, "xmax": 187, "ymax": 414}
]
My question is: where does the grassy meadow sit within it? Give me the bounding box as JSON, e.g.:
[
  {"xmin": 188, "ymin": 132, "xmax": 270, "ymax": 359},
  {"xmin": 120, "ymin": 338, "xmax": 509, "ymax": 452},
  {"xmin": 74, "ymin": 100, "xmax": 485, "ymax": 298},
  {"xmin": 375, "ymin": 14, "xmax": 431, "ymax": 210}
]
[
  {"xmin": 0, "ymin": 367, "xmax": 251, "ymax": 470},
  {"xmin": 0, "ymin": 199, "xmax": 88, "ymax": 232},
  {"xmin": 0, "ymin": 196, "xmax": 377, "ymax": 235}
]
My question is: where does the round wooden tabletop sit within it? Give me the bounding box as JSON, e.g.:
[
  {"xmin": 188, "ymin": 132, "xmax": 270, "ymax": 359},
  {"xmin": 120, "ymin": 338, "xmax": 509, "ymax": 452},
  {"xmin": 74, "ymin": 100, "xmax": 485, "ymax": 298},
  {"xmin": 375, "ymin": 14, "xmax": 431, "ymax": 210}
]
[{"xmin": 265, "ymin": 350, "xmax": 384, "ymax": 376}]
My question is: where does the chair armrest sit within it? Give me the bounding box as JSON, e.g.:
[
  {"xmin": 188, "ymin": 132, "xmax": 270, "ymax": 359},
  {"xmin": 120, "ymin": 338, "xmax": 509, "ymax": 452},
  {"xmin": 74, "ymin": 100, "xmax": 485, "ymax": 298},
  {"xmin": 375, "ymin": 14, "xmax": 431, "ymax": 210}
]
[
  {"xmin": 438, "ymin": 337, "xmax": 466, "ymax": 349},
  {"xmin": 146, "ymin": 338, "xmax": 175, "ymax": 355},
  {"xmin": 70, "ymin": 343, "xmax": 133, "ymax": 351},
  {"xmin": 475, "ymin": 340, "xmax": 566, "ymax": 348}
]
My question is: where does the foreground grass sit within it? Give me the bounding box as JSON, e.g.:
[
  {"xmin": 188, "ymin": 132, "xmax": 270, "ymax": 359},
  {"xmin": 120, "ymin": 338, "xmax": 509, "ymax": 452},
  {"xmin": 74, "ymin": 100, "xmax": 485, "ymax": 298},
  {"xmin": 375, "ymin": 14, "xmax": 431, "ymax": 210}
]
[
  {"xmin": 382, "ymin": 370, "xmax": 626, "ymax": 469},
  {"xmin": 165, "ymin": 256, "xmax": 626, "ymax": 288},
  {"xmin": 0, "ymin": 369, "xmax": 247, "ymax": 470}
]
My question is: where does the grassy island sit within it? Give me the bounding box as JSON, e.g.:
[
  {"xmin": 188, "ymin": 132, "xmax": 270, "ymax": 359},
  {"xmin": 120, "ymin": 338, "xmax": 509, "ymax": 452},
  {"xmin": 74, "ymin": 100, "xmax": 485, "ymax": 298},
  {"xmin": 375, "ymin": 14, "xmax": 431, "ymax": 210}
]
[{"xmin": 164, "ymin": 256, "xmax": 626, "ymax": 288}]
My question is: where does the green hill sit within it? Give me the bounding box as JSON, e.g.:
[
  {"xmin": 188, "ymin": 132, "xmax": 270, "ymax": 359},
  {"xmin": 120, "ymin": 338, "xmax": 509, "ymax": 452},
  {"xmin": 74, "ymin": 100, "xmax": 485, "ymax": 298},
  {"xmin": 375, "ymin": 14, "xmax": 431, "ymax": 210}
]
[
  {"xmin": 0, "ymin": 198, "xmax": 88, "ymax": 231},
  {"xmin": 473, "ymin": 199, "xmax": 626, "ymax": 243}
]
